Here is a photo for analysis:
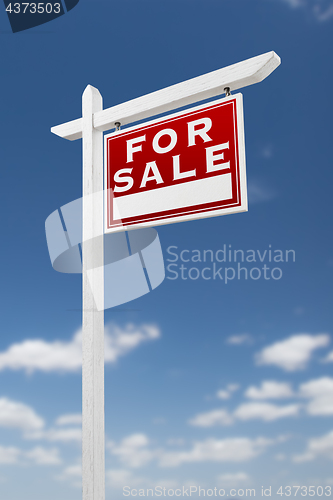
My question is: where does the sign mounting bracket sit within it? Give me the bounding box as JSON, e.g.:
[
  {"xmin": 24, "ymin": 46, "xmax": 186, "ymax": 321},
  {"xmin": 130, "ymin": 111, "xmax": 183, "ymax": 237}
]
[{"xmin": 51, "ymin": 51, "xmax": 280, "ymax": 141}]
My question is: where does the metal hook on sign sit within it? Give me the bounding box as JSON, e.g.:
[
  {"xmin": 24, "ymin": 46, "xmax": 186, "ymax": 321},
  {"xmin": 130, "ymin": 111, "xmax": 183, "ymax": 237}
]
[
  {"xmin": 115, "ymin": 122, "xmax": 121, "ymax": 131},
  {"xmin": 224, "ymin": 87, "xmax": 231, "ymax": 97}
]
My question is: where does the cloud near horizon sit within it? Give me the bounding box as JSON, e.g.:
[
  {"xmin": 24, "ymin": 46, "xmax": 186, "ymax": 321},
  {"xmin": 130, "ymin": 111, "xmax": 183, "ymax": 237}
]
[
  {"xmin": 0, "ymin": 445, "xmax": 61, "ymax": 465},
  {"xmin": 55, "ymin": 413, "xmax": 82, "ymax": 426},
  {"xmin": 293, "ymin": 430, "xmax": 333, "ymax": 462},
  {"xmin": 159, "ymin": 436, "xmax": 273, "ymax": 467},
  {"xmin": 0, "ymin": 323, "xmax": 160, "ymax": 374},
  {"xmin": 0, "ymin": 397, "xmax": 44, "ymax": 431},
  {"xmin": 107, "ymin": 433, "xmax": 274, "ymax": 469}
]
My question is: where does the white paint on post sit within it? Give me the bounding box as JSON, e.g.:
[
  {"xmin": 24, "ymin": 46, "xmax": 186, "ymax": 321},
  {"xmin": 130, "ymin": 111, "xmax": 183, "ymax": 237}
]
[
  {"xmin": 51, "ymin": 51, "xmax": 281, "ymax": 140},
  {"xmin": 82, "ymin": 85, "xmax": 105, "ymax": 500}
]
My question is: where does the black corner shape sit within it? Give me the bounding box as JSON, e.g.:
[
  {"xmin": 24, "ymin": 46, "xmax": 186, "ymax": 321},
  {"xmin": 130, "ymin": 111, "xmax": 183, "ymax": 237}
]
[
  {"xmin": 63, "ymin": 0, "xmax": 79, "ymax": 12},
  {"xmin": 3, "ymin": 0, "xmax": 80, "ymax": 33}
]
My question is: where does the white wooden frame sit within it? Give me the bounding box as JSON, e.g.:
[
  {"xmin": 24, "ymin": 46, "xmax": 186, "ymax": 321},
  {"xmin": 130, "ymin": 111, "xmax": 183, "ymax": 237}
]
[{"xmin": 52, "ymin": 51, "xmax": 280, "ymax": 141}]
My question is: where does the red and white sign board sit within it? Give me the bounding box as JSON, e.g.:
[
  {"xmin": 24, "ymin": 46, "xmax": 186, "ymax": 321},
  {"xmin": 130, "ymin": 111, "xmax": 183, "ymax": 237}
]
[{"xmin": 104, "ymin": 93, "xmax": 247, "ymax": 233}]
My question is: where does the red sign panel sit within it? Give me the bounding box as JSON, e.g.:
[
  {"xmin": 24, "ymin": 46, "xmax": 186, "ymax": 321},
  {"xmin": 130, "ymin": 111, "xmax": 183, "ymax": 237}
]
[{"xmin": 104, "ymin": 94, "xmax": 247, "ymax": 233}]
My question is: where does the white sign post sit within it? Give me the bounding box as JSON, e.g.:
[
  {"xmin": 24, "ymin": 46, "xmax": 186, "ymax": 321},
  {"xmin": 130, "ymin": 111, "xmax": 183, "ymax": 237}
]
[
  {"xmin": 51, "ymin": 51, "xmax": 280, "ymax": 500},
  {"xmin": 82, "ymin": 86, "xmax": 105, "ymax": 500}
]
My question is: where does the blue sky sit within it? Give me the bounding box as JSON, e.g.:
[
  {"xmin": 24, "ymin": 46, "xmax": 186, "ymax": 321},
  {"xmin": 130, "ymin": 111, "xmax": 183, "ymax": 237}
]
[{"xmin": 0, "ymin": 0, "xmax": 333, "ymax": 499}]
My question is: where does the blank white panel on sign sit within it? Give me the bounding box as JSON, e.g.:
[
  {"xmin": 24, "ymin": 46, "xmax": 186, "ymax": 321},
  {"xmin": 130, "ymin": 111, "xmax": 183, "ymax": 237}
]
[{"xmin": 113, "ymin": 173, "xmax": 232, "ymax": 220}]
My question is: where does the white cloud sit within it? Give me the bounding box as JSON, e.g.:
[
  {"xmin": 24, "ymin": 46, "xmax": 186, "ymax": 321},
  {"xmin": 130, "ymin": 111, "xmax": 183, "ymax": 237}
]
[
  {"xmin": 196, "ymin": 376, "xmax": 333, "ymax": 426},
  {"xmin": 56, "ymin": 463, "xmax": 82, "ymax": 488},
  {"xmin": 0, "ymin": 446, "xmax": 21, "ymax": 464},
  {"xmin": 313, "ymin": 4, "xmax": 333, "ymax": 21},
  {"xmin": 25, "ymin": 446, "xmax": 62, "ymax": 465},
  {"xmin": 277, "ymin": 434, "xmax": 291, "ymax": 443},
  {"xmin": 26, "ymin": 427, "xmax": 81, "ymax": 443},
  {"xmin": 226, "ymin": 334, "xmax": 253, "ymax": 346},
  {"xmin": 245, "ymin": 381, "xmax": 294, "ymax": 399},
  {"xmin": 216, "ymin": 390, "xmax": 230, "ymax": 400},
  {"xmin": 217, "ymin": 384, "xmax": 240, "ymax": 400},
  {"xmin": 0, "ymin": 333, "xmax": 82, "ymax": 374},
  {"xmin": 255, "ymin": 334, "xmax": 330, "ymax": 371},
  {"xmin": 293, "ymin": 430, "xmax": 333, "ymax": 462},
  {"xmin": 56, "ymin": 414, "xmax": 82, "ymax": 426},
  {"xmin": 61, "ymin": 464, "xmax": 81, "ymax": 477},
  {"xmin": 45, "ymin": 428, "xmax": 82, "ymax": 443},
  {"xmin": 299, "ymin": 377, "xmax": 333, "ymax": 398},
  {"xmin": 234, "ymin": 402, "xmax": 300, "ymax": 421},
  {"xmin": 108, "ymin": 434, "xmax": 157, "ymax": 468},
  {"xmin": 228, "ymin": 383, "xmax": 240, "ymax": 392},
  {"xmin": 152, "ymin": 417, "xmax": 167, "ymax": 425},
  {"xmin": 188, "ymin": 409, "xmax": 234, "ymax": 427},
  {"xmin": 107, "ymin": 469, "xmax": 180, "ymax": 491},
  {"xmin": 247, "ymin": 181, "xmax": 275, "ymax": 204},
  {"xmin": 108, "ymin": 433, "xmax": 274, "ymax": 469},
  {"xmin": 216, "ymin": 472, "xmax": 250, "ymax": 486},
  {"xmin": 160, "ymin": 437, "xmax": 272, "ymax": 467},
  {"xmin": 107, "ymin": 469, "xmax": 147, "ymax": 489},
  {"xmin": 57, "ymin": 464, "xmax": 82, "ymax": 478},
  {"xmin": 166, "ymin": 438, "xmax": 185, "ymax": 447},
  {"xmin": 260, "ymin": 145, "xmax": 273, "ymax": 159},
  {"xmin": 0, "ymin": 397, "xmax": 44, "ymax": 431},
  {"xmin": 0, "ymin": 445, "xmax": 62, "ymax": 466},
  {"xmin": 281, "ymin": 0, "xmax": 304, "ymax": 7},
  {"xmin": 104, "ymin": 324, "xmax": 160, "ymax": 363},
  {"xmin": 189, "ymin": 388, "xmax": 299, "ymax": 427},
  {"xmin": 323, "ymin": 350, "xmax": 333, "ymax": 363},
  {"xmin": 273, "ymin": 0, "xmax": 333, "ymax": 21},
  {"xmin": 299, "ymin": 377, "xmax": 333, "ymax": 416},
  {"xmin": 0, "ymin": 323, "xmax": 160, "ymax": 374}
]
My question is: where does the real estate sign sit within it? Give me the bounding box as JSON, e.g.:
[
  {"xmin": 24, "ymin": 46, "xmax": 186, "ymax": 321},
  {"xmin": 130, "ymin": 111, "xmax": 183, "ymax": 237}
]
[{"xmin": 104, "ymin": 94, "xmax": 247, "ymax": 233}]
